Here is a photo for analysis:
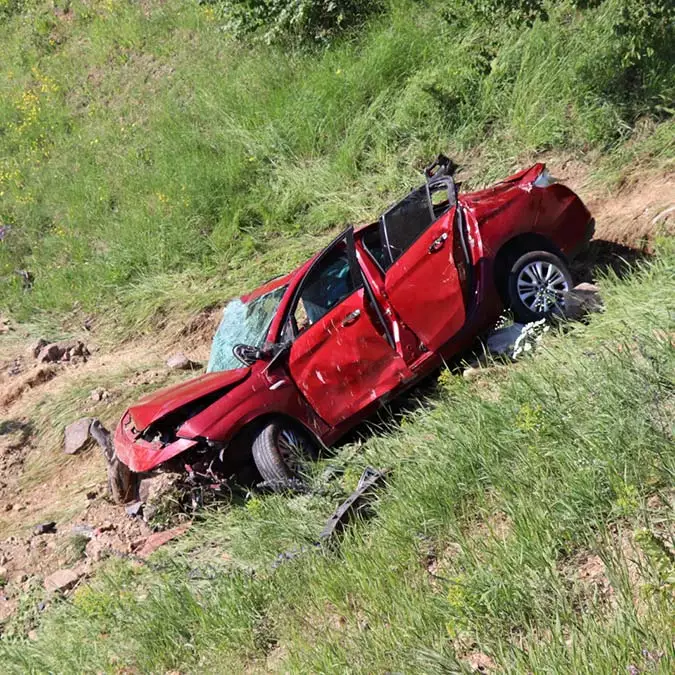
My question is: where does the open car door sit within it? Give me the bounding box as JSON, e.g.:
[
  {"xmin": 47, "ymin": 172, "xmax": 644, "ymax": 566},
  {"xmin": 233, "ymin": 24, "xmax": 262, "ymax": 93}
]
[
  {"xmin": 379, "ymin": 180, "xmax": 468, "ymax": 354},
  {"xmin": 284, "ymin": 229, "xmax": 411, "ymax": 427}
]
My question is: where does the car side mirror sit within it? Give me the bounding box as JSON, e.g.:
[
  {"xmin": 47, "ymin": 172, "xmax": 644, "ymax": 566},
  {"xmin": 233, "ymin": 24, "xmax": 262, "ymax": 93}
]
[
  {"xmin": 263, "ymin": 340, "xmax": 292, "ymax": 372},
  {"xmin": 233, "ymin": 343, "xmax": 267, "ymax": 367}
]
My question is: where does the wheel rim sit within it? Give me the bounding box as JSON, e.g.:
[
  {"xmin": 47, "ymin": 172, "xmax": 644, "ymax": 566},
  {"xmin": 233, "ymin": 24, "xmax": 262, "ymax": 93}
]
[
  {"xmin": 277, "ymin": 428, "xmax": 308, "ymax": 473},
  {"xmin": 516, "ymin": 260, "xmax": 569, "ymax": 314}
]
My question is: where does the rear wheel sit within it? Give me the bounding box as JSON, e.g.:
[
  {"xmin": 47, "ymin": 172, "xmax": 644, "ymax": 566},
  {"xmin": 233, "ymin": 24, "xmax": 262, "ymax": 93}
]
[
  {"xmin": 252, "ymin": 420, "xmax": 318, "ymax": 488},
  {"xmin": 507, "ymin": 250, "xmax": 572, "ymax": 323}
]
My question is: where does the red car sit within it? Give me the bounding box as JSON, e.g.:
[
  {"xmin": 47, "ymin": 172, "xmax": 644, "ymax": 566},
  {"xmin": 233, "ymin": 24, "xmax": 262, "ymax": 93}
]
[{"xmin": 114, "ymin": 157, "xmax": 593, "ymax": 492}]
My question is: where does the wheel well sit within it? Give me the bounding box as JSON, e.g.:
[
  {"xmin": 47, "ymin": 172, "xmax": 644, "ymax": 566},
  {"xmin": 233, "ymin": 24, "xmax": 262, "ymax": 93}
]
[
  {"xmin": 493, "ymin": 233, "xmax": 564, "ymax": 303},
  {"xmin": 226, "ymin": 413, "xmax": 325, "ymax": 461}
]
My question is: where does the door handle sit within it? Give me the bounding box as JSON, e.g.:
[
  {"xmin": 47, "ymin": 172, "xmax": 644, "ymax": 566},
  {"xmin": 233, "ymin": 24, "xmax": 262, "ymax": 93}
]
[
  {"xmin": 428, "ymin": 232, "xmax": 448, "ymax": 253},
  {"xmin": 341, "ymin": 309, "xmax": 361, "ymax": 327}
]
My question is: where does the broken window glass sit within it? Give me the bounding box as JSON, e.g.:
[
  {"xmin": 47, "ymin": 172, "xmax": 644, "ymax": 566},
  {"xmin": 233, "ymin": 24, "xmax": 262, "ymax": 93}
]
[{"xmin": 207, "ymin": 286, "xmax": 287, "ymax": 373}]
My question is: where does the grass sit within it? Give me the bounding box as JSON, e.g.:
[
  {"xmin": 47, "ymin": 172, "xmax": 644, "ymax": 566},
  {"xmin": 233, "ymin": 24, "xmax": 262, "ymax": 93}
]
[
  {"xmin": 0, "ymin": 0, "xmax": 673, "ymax": 335},
  {"xmin": 1, "ymin": 242, "xmax": 673, "ymax": 672}
]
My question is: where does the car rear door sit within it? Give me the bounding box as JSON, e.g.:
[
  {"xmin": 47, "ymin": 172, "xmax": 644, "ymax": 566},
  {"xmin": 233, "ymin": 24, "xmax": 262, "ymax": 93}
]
[
  {"xmin": 285, "ymin": 229, "xmax": 411, "ymax": 427},
  {"xmin": 379, "ymin": 181, "xmax": 468, "ymax": 354}
]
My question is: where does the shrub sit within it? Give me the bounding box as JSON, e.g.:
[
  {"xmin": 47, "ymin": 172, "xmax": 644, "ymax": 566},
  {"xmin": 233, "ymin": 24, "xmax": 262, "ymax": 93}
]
[{"xmin": 209, "ymin": 0, "xmax": 382, "ymax": 45}]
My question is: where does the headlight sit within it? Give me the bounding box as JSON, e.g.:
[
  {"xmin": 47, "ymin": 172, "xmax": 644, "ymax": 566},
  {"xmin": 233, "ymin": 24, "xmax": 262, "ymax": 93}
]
[{"xmin": 533, "ymin": 167, "xmax": 558, "ymax": 188}]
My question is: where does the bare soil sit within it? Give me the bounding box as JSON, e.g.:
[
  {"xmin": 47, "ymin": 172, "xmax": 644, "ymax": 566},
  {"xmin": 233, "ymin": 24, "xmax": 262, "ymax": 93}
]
[{"xmin": 0, "ymin": 166, "xmax": 672, "ymax": 625}]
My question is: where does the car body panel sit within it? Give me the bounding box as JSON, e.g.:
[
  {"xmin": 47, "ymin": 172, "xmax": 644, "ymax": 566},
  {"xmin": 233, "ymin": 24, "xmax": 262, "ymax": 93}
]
[
  {"xmin": 287, "ymin": 287, "xmax": 411, "ymax": 426},
  {"xmin": 127, "ymin": 367, "xmax": 251, "ymax": 431},
  {"xmin": 113, "ymin": 161, "xmax": 595, "ymax": 475},
  {"xmin": 383, "ymin": 205, "xmax": 467, "ymax": 353}
]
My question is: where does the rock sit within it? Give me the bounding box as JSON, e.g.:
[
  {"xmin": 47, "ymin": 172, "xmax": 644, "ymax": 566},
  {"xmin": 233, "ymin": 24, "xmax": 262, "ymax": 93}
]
[
  {"xmin": 71, "ymin": 524, "xmax": 95, "ymax": 539},
  {"xmin": 64, "ymin": 418, "xmax": 93, "ymax": 455},
  {"xmin": 462, "ymin": 366, "xmax": 483, "ymax": 381},
  {"xmin": 166, "ymin": 352, "xmax": 202, "ymax": 371},
  {"xmin": 36, "ymin": 340, "xmax": 89, "ymax": 364},
  {"xmin": 34, "ymin": 522, "xmax": 57, "ymax": 535},
  {"xmin": 125, "ymin": 501, "xmax": 144, "ymax": 517},
  {"xmin": 4, "ymin": 503, "xmax": 12, "ymax": 512},
  {"xmin": 90, "ymin": 387, "xmax": 110, "ymax": 402},
  {"xmin": 138, "ymin": 473, "xmax": 180, "ymax": 504},
  {"xmin": 86, "ymin": 490, "xmax": 98, "ymax": 500},
  {"xmin": 142, "ymin": 505, "xmax": 158, "ymax": 522},
  {"xmin": 561, "ymin": 283, "xmax": 603, "ymax": 321},
  {"xmin": 44, "ymin": 568, "xmax": 82, "ymax": 593},
  {"xmin": 135, "ymin": 524, "xmax": 190, "ymax": 559},
  {"xmin": 486, "ymin": 323, "xmax": 525, "ymax": 356},
  {"xmin": 28, "ymin": 338, "xmax": 48, "ymax": 359},
  {"xmin": 37, "ymin": 343, "xmax": 64, "ymax": 363}
]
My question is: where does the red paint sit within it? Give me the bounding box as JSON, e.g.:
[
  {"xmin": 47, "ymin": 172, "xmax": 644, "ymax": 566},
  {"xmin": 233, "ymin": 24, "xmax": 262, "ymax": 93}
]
[
  {"xmin": 127, "ymin": 367, "xmax": 251, "ymax": 431},
  {"xmin": 114, "ymin": 164, "xmax": 594, "ymax": 474},
  {"xmin": 383, "ymin": 207, "xmax": 466, "ymax": 353},
  {"xmin": 288, "ymin": 287, "xmax": 410, "ymax": 426}
]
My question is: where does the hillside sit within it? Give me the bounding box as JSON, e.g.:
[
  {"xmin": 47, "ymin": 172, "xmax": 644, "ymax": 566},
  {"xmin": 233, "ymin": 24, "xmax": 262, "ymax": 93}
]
[{"xmin": 0, "ymin": 0, "xmax": 674, "ymax": 672}]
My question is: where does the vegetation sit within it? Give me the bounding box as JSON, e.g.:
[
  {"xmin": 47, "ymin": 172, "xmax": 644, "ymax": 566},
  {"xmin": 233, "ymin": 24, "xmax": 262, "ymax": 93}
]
[
  {"xmin": 2, "ymin": 243, "xmax": 673, "ymax": 672},
  {"xmin": 0, "ymin": 0, "xmax": 673, "ymax": 333}
]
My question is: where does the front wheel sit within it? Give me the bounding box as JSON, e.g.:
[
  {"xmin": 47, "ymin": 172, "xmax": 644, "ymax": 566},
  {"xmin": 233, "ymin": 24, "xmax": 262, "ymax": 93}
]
[
  {"xmin": 252, "ymin": 420, "xmax": 318, "ymax": 489},
  {"xmin": 507, "ymin": 250, "xmax": 573, "ymax": 323}
]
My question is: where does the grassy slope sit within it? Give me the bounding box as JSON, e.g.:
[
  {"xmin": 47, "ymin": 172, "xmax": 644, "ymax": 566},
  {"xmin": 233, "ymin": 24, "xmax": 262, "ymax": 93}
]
[
  {"xmin": 0, "ymin": 0, "xmax": 673, "ymax": 335},
  {"xmin": 1, "ymin": 246, "xmax": 673, "ymax": 672}
]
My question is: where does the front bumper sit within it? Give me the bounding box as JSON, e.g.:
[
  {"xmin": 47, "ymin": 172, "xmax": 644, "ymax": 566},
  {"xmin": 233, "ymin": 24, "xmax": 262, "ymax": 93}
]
[{"xmin": 114, "ymin": 411, "xmax": 198, "ymax": 473}]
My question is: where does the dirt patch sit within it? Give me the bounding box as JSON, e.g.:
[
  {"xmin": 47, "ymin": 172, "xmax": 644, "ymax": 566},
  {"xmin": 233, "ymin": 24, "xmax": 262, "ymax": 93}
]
[
  {"xmin": 0, "ymin": 365, "xmax": 58, "ymax": 409},
  {"xmin": 587, "ymin": 174, "xmax": 675, "ymax": 249}
]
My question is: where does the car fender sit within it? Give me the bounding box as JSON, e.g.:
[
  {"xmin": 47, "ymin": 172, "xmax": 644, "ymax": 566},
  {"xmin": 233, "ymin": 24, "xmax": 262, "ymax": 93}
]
[{"xmin": 177, "ymin": 366, "xmax": 330, "ymax": 447}]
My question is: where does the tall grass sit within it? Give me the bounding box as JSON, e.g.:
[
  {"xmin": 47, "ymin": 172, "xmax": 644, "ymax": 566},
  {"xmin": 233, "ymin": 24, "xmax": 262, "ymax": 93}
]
[
  {"xmin": 1, "ymin": 243, "xmax": 673, "ymax": 672},
  {"xmin": 0, "ymin": 0, "xmax": 672, "ymax": 331}
]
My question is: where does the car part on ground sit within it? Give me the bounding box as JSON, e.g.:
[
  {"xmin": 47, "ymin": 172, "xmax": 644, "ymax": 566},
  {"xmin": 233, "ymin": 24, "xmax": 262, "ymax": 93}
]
[
  {"xmin": 319, "ymin": 466, "xmax": 388, "ymax": 540},
  {"xmin": 273, "ymin": 466, "xmax": 388, "ymax": 568}
]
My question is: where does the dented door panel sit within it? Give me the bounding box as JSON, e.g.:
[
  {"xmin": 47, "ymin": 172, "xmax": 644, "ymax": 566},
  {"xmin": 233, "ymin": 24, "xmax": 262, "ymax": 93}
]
[
  {"xmin": 288, "ymin": 288, "xmax": 410, "ymax": 426},
  {"xmin": 384, "ymin": 207, "xmax": 466, "ymax": 353}
]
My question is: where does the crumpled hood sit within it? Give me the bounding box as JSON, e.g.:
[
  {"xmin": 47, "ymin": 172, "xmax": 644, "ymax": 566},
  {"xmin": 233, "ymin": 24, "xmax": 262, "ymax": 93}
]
[{"xmin": 128, "ymin": 367, "xmax": 251, "ymax": 431}]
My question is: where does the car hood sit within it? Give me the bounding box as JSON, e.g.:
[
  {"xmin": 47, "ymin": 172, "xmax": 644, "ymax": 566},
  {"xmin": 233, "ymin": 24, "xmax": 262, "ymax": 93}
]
[{"xmin": 128, "ymin": 367, "xmax": 251, "ymax": 431}]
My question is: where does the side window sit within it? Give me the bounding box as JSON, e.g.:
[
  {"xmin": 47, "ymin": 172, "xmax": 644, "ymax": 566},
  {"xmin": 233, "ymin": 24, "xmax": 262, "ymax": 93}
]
[
  {"xmin": 380, "ymin": 182, "xmax": 452, "ymax": 269},
  {"xmin": 290, "ymin": 243, "xmax": 360, "ymax": 335}
]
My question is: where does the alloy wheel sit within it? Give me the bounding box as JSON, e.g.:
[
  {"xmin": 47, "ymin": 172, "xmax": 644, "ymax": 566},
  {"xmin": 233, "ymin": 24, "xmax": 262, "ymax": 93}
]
[{"xmin": 516, "ymin": 260, "xmax": 569, "ymax": 314}]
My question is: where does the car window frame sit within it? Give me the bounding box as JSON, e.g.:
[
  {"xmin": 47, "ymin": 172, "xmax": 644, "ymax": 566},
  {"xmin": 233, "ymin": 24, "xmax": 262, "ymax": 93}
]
[
  {"xmin": 378, "ymin": 177, "xmax": 456, "ymax": 270},
  {"xmin": 281, "ymin": 227, "xmax": 363, "ymax": 341}
]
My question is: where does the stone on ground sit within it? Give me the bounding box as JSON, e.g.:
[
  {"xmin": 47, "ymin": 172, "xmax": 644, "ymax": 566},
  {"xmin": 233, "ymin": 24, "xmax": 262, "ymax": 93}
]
[
  {"xmin": 166, "ymin": 352, "xmax": 202, "ymax": 370},
  {"xmin": 64, "ymin": 418, "xmax": 93, "ymax": 455},
  {"xmin": 44, "ymin": 568, "xmax": 82, "ymax": 593}
]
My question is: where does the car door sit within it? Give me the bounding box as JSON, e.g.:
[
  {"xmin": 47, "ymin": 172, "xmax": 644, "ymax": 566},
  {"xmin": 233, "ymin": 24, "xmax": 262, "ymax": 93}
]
[
  {"xmin": 379, "ymin": 180, "xmax": 467, "ymax": 354},
  {"xmin": 285, "ymin": 229, "xmax": 411, "ymax": 427}
]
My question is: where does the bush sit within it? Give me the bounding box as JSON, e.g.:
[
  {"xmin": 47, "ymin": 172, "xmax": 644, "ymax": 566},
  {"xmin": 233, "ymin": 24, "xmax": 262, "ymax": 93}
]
[{"xmin": 210, "ymin": 0, "xmax": 382, "ymax": 45}]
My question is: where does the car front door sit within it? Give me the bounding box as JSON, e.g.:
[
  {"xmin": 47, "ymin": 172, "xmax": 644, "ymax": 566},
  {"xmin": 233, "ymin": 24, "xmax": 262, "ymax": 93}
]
[
  {"xmin": 284, "ymin": 229, "xmax": 411, "ymax": 427},
  {"xmin": 379, "ymin": 181, "xmax": 468, "ymax": 354}
]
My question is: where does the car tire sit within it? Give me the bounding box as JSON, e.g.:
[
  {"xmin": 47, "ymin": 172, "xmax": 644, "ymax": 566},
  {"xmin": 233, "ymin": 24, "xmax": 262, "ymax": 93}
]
[
  {"xmin": 507, "ymin": 250, "xmax": 573, "ymax": 323},
  {"xmin": 252, "ymin": 420, "xmax": 318, "ymax": 487}
]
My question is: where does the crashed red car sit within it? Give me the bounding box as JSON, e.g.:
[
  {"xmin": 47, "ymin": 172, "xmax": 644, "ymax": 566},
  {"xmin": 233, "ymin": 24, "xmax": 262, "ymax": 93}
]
[{"xmin": 114, "ymin": 157, "xmax": 593, "ymax": 490}]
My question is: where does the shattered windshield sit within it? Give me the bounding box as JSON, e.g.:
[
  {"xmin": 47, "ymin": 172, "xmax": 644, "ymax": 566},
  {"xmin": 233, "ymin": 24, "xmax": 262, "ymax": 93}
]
[{"xmin": 207, "ymin": 286, "xmax": 287, "ymax": 373}]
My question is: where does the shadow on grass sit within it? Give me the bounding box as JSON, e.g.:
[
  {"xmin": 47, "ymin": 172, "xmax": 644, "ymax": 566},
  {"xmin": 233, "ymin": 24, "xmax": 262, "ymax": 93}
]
[{"xmin": 571, "ymin": 238, "xmax": 651, "ymax": 284}]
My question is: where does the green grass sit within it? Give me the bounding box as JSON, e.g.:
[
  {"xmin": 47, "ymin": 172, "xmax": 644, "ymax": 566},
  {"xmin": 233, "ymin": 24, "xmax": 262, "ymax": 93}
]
[
  {"xmin": 0, "ymin": 0, "xmax": 673, "ymax": 334},
  {"xmin": 1, "ymin": 243, "xmax": 673, "ymax": 673}
]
